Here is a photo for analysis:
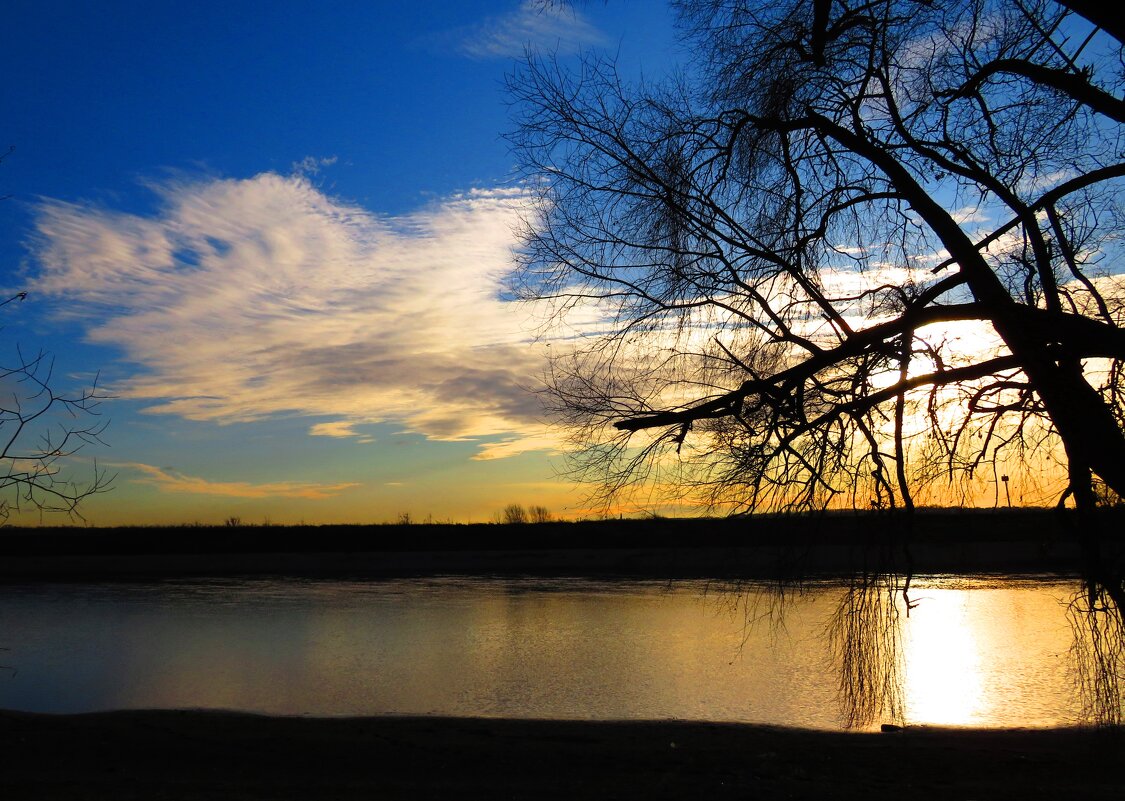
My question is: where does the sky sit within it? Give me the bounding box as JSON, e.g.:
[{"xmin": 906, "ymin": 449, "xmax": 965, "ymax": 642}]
[{"xmin": 1, "ymin": 1, "xmax": 681, "ymax": 526}]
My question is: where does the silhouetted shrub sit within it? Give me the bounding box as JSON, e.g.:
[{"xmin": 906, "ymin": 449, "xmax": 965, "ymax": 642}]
[{"xmin": 502, "ymin": 504, "xmax": 528, "ymax": 524}]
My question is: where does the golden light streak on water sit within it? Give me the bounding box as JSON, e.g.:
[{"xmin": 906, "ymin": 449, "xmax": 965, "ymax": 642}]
[
  {"xmin": 901, "ymin": 583, "xmax": 1075, "ymax": 727},
  {"xmin": 903, "ymin": 590, "xmax": 985, "ymax": 725}
]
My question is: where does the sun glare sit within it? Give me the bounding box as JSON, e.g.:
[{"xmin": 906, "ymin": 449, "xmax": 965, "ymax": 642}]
[
  {"xmin": 902, "ymin": 589, "xmax": 985, "ymax": 725},
  {"xmin": 901, "ymin": 584, "xmax": 1078, "ymax": 727}
]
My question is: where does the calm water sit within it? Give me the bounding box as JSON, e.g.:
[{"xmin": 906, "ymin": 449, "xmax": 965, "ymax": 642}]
[{"xmin": 0, "ymin": 575, "xmax": 1108, "ymax": 729}]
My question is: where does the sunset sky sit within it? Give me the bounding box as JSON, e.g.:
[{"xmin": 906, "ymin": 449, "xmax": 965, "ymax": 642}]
[{"xmin": 1, "ymin": 1, "xmax": 680, "ymax": 525}]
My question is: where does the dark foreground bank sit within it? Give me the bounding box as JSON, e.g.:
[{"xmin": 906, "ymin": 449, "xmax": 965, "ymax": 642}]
[{"xmin": 1, "ymin": 710, "xmax": 1121, "ymax": 800}]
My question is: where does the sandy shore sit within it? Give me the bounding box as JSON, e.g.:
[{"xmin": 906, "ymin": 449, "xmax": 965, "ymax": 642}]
[{"xmin": 1, "ymin": 710, "xmax": 1121, "ymax": 799}]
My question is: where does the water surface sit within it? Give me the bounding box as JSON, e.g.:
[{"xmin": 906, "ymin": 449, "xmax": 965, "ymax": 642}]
[{"xmin": 0, "ymin": 575, "xmax": 1100, "ymax": 729}]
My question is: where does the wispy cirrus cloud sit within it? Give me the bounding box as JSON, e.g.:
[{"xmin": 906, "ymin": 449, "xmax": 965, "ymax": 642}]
[
  {"xmin": 122, "ymin": 463, "xmax": 360, "ymax": 499},
  {"xmin": 308, "ymin": 420, "xmax": 366, "ymax": 439},
  {"xmin": 31, "ymin": 172, "xmax": 558, "ymax": 459},
  {"xmin": 446, "ymin": 1, "xmax": 606, "ymax": 59}
]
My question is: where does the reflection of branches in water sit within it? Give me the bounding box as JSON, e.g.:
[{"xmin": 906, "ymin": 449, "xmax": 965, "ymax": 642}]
[
  {"xmin": 707, "ymin": 579, "xmax": 805, "ymax": 654},
  {"xmin": 827, "ymin": 573, "xmax": 905, "ymax": 729},
  {"xmin": 713, "ymin": 575, "xmax": 906, "ymax": 727},
  {"xmin": 1068, "ymin": 577, "xmax": 1125, "ymax": 726}
]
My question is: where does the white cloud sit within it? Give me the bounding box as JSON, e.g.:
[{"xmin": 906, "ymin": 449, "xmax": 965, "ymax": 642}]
[
  {"xmin": 453, "ymin": 1, "xmax": 606, "ymax": 59},
  {"xmin": 31, "ymin": 173, "xmax": 559, "ymax": 459},
  {"xmin": 951, "ymin": 206, "xmax": 989, "ymax": 224},
  {"xmin": 818, "ymin": 264, "xmax": 936, "ymax": 299},
  {"xmin": 291, "ymin": 155, "xmax": 338, "ymax": 176}
]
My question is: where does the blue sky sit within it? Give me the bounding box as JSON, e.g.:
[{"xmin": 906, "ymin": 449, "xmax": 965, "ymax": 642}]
[{"xmin": 1, "ymin": 1, "xmax": 680, "ymax": 525}]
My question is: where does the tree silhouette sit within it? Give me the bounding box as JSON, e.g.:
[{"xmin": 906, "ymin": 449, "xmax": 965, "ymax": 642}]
[
  {"xmin": 502, "ymin": 503, "xmax": 530, "ymax": 524},
  {"xmin": 1, "ymin": 292, "xmax": 110, "ymax": 521},
  {"xmin": 511, "ymin": 0, "xmax": 1125, "ymax": 514}
]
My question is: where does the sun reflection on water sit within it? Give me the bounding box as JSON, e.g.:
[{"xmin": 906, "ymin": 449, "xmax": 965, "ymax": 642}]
[
  {"xmin": 900, "ymin": 582, "xmax": 1076, "ymax": 727},
  {"xmin": 903, "ymin": 589, "xmax": 985, "ymax": 725}
]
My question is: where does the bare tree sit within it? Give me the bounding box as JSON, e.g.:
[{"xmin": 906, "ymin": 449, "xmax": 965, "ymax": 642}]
[
  {"xmin": 529, "ymin": 504, "xmax": 553, "ymax": 523},
  {"xmin": 502, "ymin": 503, "xmax": 530, "ymax": 524},
  {"xmin": 510, "ymin": 0, "xmax": 1125, "ymax": 516},
  {"xmin": 1, "ymin": 293, "xmax": 110, "ymax": 521}
]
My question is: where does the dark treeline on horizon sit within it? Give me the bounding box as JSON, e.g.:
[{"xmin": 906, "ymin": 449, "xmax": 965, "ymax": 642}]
[{"xmin": 2, "ymin": 507, "xmax": 1123, "ymax": 582}]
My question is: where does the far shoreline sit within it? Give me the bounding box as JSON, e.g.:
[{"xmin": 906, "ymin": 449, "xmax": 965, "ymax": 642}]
[{"xmin": 1, "ymin": 508, "xmax": 1121, "ymax": 580}]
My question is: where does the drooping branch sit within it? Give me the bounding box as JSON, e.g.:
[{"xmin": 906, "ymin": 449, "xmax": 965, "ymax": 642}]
[
  {"xmin": 617, "ymin": 352, "xmax": 1021, "ymax": 435},
  {"xmin": 951, "ymin": 58, "xmax": 1125, "ymax": 125}
]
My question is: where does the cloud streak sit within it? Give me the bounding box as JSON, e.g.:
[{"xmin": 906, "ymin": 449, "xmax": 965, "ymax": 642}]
[
  {"xmin": 121, "ymin": 463, "xmax": 360, "ymax": 499},
  {"xmin": 452, "ymin": 1, "xmax": 606, "ymax": 59},
  {"xmin": 31, "ymin": 173, "xmax": 556, "ymax": 459}
]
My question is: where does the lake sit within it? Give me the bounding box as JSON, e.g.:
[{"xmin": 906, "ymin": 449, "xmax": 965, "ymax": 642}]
[{"xmin": 0, "ymin": 575, "xmax": 1113, "ymax": 729}]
